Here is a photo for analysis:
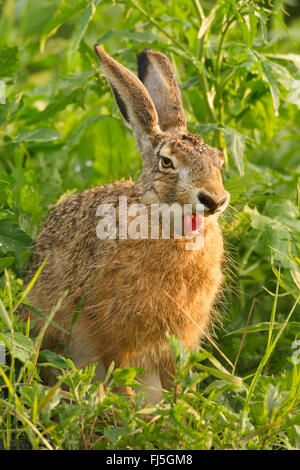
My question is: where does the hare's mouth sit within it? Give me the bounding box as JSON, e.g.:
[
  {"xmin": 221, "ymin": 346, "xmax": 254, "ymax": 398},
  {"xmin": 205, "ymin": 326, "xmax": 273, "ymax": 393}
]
[{"xmin": 183, "ymin": 212, "xmax": 203, "ymax": 234}]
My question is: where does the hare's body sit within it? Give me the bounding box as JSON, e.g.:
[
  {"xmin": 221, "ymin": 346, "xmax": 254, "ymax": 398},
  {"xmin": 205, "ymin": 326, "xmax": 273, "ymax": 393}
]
[
  {"xmin": 27, "ymin": 181, "xmax": 223, "ymax": 363},
  {"xmin": 22, "ymin": 47, "xmax": 229, "ymax": 402}
]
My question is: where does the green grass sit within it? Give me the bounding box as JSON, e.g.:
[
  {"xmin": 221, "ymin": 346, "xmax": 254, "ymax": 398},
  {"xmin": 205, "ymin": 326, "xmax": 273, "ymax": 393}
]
[{"xmin": 0, "ymin": 0, "xmax": 300, "ymax": 450}]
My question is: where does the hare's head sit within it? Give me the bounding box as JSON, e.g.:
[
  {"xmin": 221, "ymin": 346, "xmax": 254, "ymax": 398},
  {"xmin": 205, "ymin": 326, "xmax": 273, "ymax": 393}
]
[{"xmin": 94, "ymin": 46, "xmax": 229, "ymax": 219}]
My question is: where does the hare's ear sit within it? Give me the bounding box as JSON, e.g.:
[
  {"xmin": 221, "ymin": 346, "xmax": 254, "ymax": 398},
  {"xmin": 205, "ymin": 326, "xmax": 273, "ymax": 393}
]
[
  {"xmin": 137, "ymin": 49, "xmax": 186, "ymax": 132},
  {"xmin": 94, "ymin": 45, "xmax": 161, "ymax": 161}
]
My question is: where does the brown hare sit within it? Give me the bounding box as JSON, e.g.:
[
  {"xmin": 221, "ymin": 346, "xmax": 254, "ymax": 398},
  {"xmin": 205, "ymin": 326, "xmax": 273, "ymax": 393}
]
[{"xmin": 22, "ymin": 46, "xmax": 230, "ymax": 403}]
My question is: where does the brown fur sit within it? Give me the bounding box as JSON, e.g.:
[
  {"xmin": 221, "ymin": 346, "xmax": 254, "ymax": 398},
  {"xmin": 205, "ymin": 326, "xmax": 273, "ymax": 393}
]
[
  {"xmin": 21, "ymin": 47, "xmax": 230, "ymax": 402},
  {"xmin": 137, "ymin": 48, "xmax": 186, "ymax": 131}
]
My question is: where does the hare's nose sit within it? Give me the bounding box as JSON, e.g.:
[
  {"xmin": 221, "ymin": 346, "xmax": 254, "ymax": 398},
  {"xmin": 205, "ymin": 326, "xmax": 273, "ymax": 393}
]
[{"xmin": 198, "ymin": 191, "xmax": 229, "ymax": 213}]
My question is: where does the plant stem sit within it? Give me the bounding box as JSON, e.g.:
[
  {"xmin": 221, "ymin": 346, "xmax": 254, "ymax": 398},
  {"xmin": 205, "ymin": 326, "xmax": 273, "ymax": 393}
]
[{"xmin": 193, "ymin": 0, "xmax": 205, "ymax": 22}]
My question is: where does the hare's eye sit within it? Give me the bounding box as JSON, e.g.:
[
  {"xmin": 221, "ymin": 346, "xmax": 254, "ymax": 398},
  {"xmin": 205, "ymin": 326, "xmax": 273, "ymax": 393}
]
[{"xmin": 161, "ymin": 157, "xmax": 174, "ymax": 169}]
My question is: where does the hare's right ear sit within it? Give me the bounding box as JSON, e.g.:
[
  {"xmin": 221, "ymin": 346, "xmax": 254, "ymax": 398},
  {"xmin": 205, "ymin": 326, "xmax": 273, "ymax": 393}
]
[
  {"xmin": 94, "ymin": 45, "xmax": 161, "ymax": 162},
  {"xmin": 137, "ymin": 49, "xmax": 186, "ymax": 132}
]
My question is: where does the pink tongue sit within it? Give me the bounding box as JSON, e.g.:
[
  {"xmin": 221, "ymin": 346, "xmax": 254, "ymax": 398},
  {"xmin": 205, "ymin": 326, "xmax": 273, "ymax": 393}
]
[{"xmin": 184, "ymin": 213, "xmax": 202, "ymax": 234}]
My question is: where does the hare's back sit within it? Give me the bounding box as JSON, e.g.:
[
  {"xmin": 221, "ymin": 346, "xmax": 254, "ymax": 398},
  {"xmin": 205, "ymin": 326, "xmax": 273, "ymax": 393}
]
[{"xmin": 26, "ymin": 180, "xmax": 135, "ymax": 285}]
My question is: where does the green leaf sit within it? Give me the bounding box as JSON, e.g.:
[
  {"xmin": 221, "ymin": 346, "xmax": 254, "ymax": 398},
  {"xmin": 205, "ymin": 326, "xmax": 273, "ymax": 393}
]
[
  {"xmin": 263, "ymin": 199, "xmax": 300, "ymax": 234},
  {"xmin": 59, "ymin": 71, "xmax": 95, "ymax": 90},
  {"xmin": 265, "ymin": 53, "xmax": 300, "ymax": 70},
  {"xmin": 254, "ymin": 10, "xmax": 268, "ymax": 44},
  {"xmin": 30, "ymin": 92, "xmax": 80, "ymax": 124},
  {"xmin": 11, "ymin": 128, "xmax": 61, "ymax": 144},
  {"xmin": 79, "ymin": 39, "xmax": 98, "ymax": 68},
  {"xmin": 223, "ymin": 127, "xmax": 246, "ymax": 176},
  {"xmin": 39, "ymin": 350, "xmax": 70, "ymax": 369},
  {"xmin": 0, "ymin": 91, "xmax": 23, "ymax": 126},
  {"xmin": 40, "ymin": 0, "xmax": 89, "ymax": 52},
  {"xmin": 98, "ymin": 29, "xmax": 160, "ymax": 44},
  {"xmin": 20, "ymin": 185, "xmax": 42, "ymax": 214},
  {"xmin": 0, "ymin": 331, "xmax": 33, "ymax": 363},
  {"xmin": 113, "ymin": 367, "xmax": 143, "ymax": 386},
  {"xmin": 196, "ymin": 364, "xmax": 243, "ymax": 389},
  {"xmin": 0, "ymin": 256, "xmax": 14, "ymax": 271},
  {"xmin": 0, "ymin": 46, "xmax": 19, "ymax": 80},
  {"xmin": 66, "ymin": 114, "xmax": 109, "ymax": 147},
  {"xmin": 28, "ymin": 74, "xmax": 94, "ymax": 123},
  {"xmin": 286, "ymin": 80, "xmax": 300, "ymax": 108},
  {"xmin": 69, "ymin": 3, "xmax": 96, "ymax": 57},
  {"xmin": 261, "ymin": 60, "xmax": 280, "ymax": 117},
  {"xmin": 104, "ymin": 426, "xmax": 128, "ymax": 447},
  {"xmin": 0, "ymin": 220, "xmax": 32, "ymax": 258},
  {"xmin": 244, "ymin": 201, "xmax": 300, "ymax": 268},
  {"xmin": 264, "ymin": 384, "xmax": 280, "ymax": 421}
]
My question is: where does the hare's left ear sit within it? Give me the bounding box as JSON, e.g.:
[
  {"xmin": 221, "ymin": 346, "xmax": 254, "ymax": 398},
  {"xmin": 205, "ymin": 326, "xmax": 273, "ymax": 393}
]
[
  {"xmin": 94, "ymin": 45, "xmax": 162, "ymax": 167},
  {"xmin": 137, "ymin": 49, "xmax": 186, "ymax": 133}
]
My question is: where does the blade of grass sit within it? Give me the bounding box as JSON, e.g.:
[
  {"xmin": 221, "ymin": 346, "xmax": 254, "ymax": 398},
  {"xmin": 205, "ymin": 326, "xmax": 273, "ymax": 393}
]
[
  {"xmin": 3, "ymin": 403, "xmax": 54, "ymax": 450},
  {"xmin": 17, "ymin": 291, "xmax": 68, "ymax": 385},
  {"xmin": 0, "ymin": 299, "xmax": 13, "ymax": 332},
  {"xmin": 37, "ymin": 381, "xmax": 61, "ymax": 415},
  {"xmin": 0, "ymin": 365, "xmax": 21, "ymax": 408},
  {"xmin": 245, "ymin": 293, "xmax": 300, "ymax": 409},
  {"xmin": 12, "ymin": 255, "xmax": 49, "ymax": 314},
  {"xmin": 267, "ymin": 265, "xmax": 280, "ymax": 350},
  {"xmin": 22, "ymin": 302, "xmax": 70, "ymax": 336},
  {"xmin": 32, "ymin": 383, "xmax": 38, "ymax": 425},
  {"xmin": 4, "ymin": 269, "xmax": 13, "ymax": 313},
  {"xmin": 232, "ymin": 297, "xmax": 255, "ymax": 375}
]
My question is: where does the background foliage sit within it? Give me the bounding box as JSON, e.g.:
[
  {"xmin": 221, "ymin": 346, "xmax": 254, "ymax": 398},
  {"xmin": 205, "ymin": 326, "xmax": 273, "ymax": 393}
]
[{"xmin": 0, "ymin": 0, "xmax": 300, "ymax": 450}]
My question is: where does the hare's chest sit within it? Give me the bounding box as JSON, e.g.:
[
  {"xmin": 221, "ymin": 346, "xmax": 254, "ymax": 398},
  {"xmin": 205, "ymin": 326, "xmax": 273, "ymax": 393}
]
[{"xmin": 111, "ymin": 246, "xmax": 222, "ymax": 343}]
